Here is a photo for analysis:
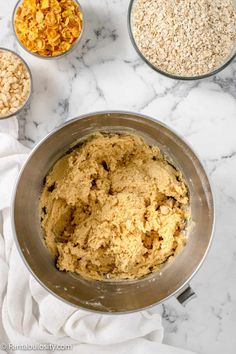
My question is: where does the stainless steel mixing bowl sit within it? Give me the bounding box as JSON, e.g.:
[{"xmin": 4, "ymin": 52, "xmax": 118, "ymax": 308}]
[{"xmin": 12, "ymin": 111, "xmax": 214, "ymax": 313}]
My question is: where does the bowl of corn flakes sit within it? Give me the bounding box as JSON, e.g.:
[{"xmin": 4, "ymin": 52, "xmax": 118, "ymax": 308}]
[{"xmin": 12, "ymin": 0, "xmax": 84, "ymax": 59}]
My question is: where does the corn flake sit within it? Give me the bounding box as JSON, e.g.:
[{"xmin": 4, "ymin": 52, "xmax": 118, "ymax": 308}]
[
  {"xmin": 41, "ymin": 0, "xmax": 49, "ymax": 9},
  {"xmin": 14, "ymin": 0, "xmax": 83, "ymax": 57},
  {"xmin": 36, "ymin": 11, "xmax": 44, "ymax": 24}
]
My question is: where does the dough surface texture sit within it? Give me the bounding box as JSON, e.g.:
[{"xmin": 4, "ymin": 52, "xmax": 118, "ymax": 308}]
[{"xmin": 40, "ymin": 133, "xmax": 189, "ymax": 280}]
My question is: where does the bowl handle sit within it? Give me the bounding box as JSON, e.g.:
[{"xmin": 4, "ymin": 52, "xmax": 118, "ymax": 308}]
[{"xmin": 176, "ymin": 284, "xmax": 196, "ymax": 306}]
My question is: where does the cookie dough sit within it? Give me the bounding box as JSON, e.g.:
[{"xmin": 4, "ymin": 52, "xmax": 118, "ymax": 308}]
[{"xmin": 40, "ymin": 133, "xmax": 189, "ymax": 280}]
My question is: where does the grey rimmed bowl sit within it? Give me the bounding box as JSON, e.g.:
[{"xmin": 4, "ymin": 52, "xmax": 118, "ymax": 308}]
[
  {"xmin": 12, "ymin": 0, "xmax": 84, "ymax": 60},
  {"xmin": 0, "ymin": 47, "xmax": 32, "ymax": 120},
  {"xmin": 12, "ymin": 111, "xmax": 215, "ymax": 313},
  {"xmin": 128, "ymin": 0, "xmax": 236, "ymax": 80}
]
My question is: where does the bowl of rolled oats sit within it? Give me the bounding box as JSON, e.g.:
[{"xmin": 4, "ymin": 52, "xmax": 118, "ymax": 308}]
[
  {"xmin": 12, "ymin": 0, "xmax": 84, "ymax": 59},
  {"xmin": 128, "ymin": 0, "xmax": 236, "ymax": 80},
  {"xmin": 0, "ymin": 48, "xmax": 32, "ymax": 119}
]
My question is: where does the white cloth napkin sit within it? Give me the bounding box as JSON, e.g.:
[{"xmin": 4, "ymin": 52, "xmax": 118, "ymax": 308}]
[{"xmin": 0, "ymin": 118, "xmax": 197, "ymax": 354}]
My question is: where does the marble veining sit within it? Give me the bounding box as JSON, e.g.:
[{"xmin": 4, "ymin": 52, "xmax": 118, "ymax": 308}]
[{"xmin": 1, "ymin": 1, "xmax": 236, "ymax": 353}]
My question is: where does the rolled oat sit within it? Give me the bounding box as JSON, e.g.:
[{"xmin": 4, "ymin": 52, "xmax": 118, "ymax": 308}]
[{"xmin": 132, "ymin": 0, "xmax": 236, "ymax": 77}]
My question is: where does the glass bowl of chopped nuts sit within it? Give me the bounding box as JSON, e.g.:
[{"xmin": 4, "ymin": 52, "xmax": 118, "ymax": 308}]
[
  {"xmin": 0, "ymin": 48, "xmax": 32, "ymax": 119},
  {"xmin": 128, "ymin": 0, "xmax": 236, "ymax": 80},
  {"xmin": 12, "ymin": 0, "xmax": 84, "ymax": 60}
]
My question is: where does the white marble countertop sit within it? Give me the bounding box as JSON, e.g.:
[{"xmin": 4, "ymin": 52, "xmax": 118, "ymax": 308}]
[{"xmin": 1, "ymin": 1, "xmax": 236, "ymax": 353}]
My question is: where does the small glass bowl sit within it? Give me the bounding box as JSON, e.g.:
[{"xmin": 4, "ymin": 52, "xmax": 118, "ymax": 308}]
[
  {"xmin": 128, "ymin": 0, "xmax": 236, "ymax": 80},
  {"xmin": 12, "ymin": 0, "xmax": 84, "ymax": 60},
  {"xmin": 0, "ymin": 47, "xmax": 32, "ymax": 120}
]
